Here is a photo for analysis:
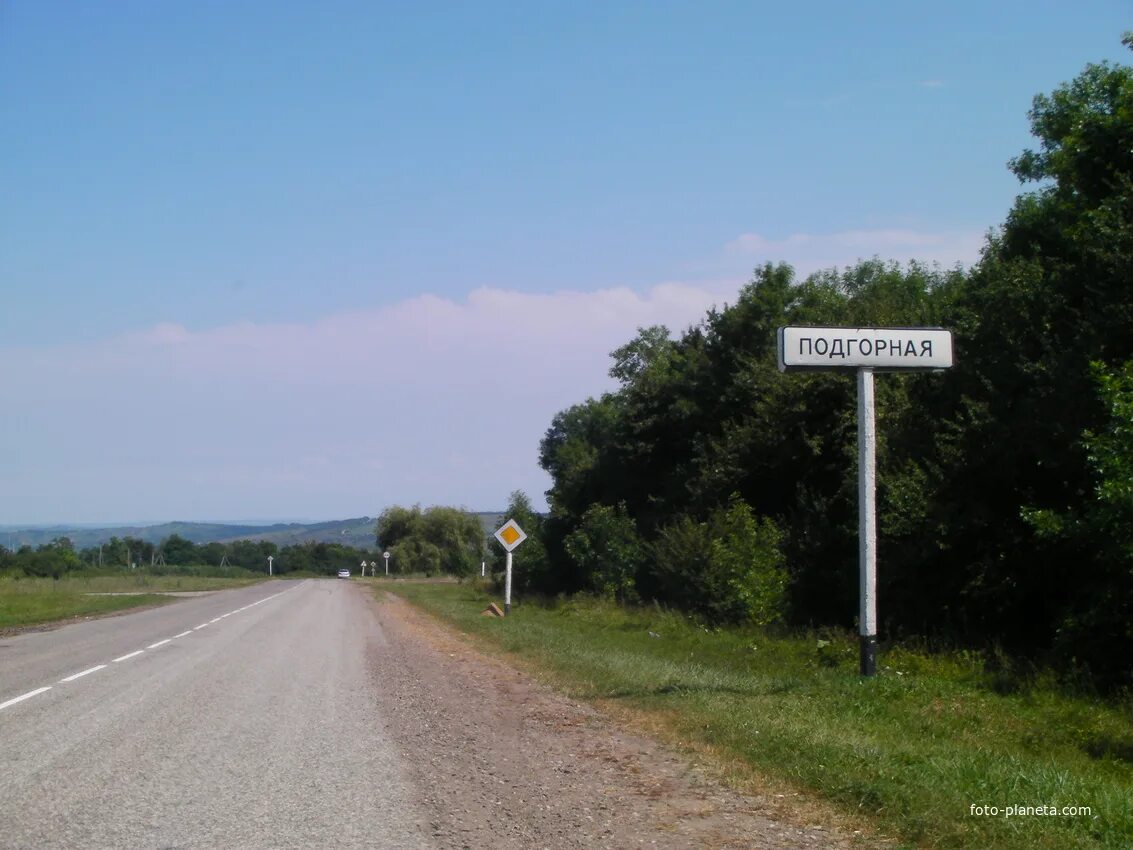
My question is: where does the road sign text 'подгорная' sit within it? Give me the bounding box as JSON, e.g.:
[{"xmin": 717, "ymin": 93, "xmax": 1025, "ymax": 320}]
[{"xmin": 778, "ymin": 326, "xmax": 953, "ymax": 372}]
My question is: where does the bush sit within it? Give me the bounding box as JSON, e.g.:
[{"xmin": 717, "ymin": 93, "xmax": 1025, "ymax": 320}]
[
  {"xmin": 563, "ymin": 502, "xmax": 645, "ymax": 603},
  {"xmin": 649, "ymin": 495, "xmax": 787, "ymax": 625}
]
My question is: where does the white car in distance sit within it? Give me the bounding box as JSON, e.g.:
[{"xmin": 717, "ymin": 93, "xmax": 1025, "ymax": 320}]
[{"xmin": 336, "ymin": 569, "xmax": 350, "ymax": 579}]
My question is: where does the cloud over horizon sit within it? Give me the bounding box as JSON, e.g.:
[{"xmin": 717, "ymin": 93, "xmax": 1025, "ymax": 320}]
[
  {"xmin": 2, "ymin": 282, "xmax": 742, "ymax": 524},
  {"xmin": 3, "ymin": 222, "xmax": 987, "ymax": 525}
]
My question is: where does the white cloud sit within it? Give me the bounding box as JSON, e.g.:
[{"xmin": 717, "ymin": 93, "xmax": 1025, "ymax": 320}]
[
  {"xmin": 0, "ymin": 282, "xmax": 739, "ymax": 523},
  {"xmin": 724, "ymin": 227, "xmax": 984, "ymax": 276}
]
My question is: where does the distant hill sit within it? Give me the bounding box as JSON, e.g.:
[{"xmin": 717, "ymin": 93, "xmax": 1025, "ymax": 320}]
[
  {"xmin": 1, "ymin": 518, "xmax": 378, "ymax": 550},
  {"xmin": 2, "ymin": 513, "xmax": 508, "ymax": 551},
  {"xmin": 476, "ymin": 512, "xmax": 505, "ymax": 537}
]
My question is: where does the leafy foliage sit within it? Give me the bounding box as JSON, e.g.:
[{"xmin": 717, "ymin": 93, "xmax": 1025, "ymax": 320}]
[
  {"xmin": 528, "ymin": 42, "xmax": 1133, "ymax": 689},
  {"xmin": 649, "ymin": 495, "xmax": 787, "ymax": 626},
  {"xmin": 562, "ymin": 502, "xmax": 645, "ymax": 602},
  {"xmin": 376, "ymin": 504, "xmax": 484, "ymax": 577}
]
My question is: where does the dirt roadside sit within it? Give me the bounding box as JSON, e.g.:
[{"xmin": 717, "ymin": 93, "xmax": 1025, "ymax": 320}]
[{"xmin": 367, "ymin": 590, "xmax": 885, "ymax": 850}]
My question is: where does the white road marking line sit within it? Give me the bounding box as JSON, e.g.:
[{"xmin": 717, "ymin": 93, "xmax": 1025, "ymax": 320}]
[
  {"xmin": 60, "ymin": 664, "xmax": 106, "ymax": 683},
  {"xmin": 209, "ymin": 617, "xmax": 221, "ymax": 623},
  {"xmin": 0, "ymin": 687, "xmax": 52, "ymax": 711},
  {"xmin": 0, "ymin": 587, "xmax": 303, "ymax": 712}
]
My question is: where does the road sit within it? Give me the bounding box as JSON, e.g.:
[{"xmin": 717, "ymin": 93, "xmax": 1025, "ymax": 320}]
[{"xmin": 0, "ymin": 579, "xmax": 432, "ymax": 849}]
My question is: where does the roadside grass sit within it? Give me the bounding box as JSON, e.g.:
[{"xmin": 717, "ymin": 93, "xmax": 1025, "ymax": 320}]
[
  {"xmin": 385, "ymin": 581, "xmax": 1133, "ymax": 850},
  {"xmin": 0, "ymin": 569, "xmax": 266, "ymax": 629}
]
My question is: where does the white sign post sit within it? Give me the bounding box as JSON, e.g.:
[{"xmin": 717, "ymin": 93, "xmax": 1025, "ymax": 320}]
[
  {"xmin": 493, "ymin": 519, "xmax": 528, "ymax": 616},
  {"xmin": 778, "ymin": 326, "xmax": 954, "ymax": 676},
  {"xmin": 267, "ymin": 555, "xmax": 273, "ymax": 577},
  {"xmin": 360, "ymin": 560, "xmax": 367, "ymax": 577},
  {"xmin": 383, "ymin": 550, "xmax": 390, "ymax": 576}
]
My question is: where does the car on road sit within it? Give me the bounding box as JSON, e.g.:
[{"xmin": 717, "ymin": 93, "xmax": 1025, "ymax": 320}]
[{"xmin": 337, "ymin": 569, "xmax": 350, "ymax": 578}]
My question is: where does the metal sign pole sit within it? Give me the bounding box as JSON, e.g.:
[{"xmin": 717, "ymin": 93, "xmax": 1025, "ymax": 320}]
[
  {"xmin": 504, "ymin": 552, "xmax": 513, "ymax": 615},
  {"xmin": 858, "ymin": 368, "xmax": 878, "ymax": 676}
]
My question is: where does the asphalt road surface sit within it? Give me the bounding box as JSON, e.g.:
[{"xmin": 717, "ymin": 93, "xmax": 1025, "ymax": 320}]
[{"xmin": 0, "ymin": 579, "xmax": 433, "ymax": 849}]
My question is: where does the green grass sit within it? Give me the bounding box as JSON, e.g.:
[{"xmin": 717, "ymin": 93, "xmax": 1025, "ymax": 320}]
[
  {"xmin": 385, "ymin": 581, "xmax": 1133, "ymax": 850},
  {"xmin": 0, "ymin": 571, "xmax": 267, "ymax": 629}
]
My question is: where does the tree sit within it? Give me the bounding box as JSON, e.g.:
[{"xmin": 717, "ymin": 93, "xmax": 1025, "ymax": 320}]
[
  {"xmin": 649, "ymin": 496, "xmax": 787, "ymax": 626},
  {"xmin": 160, "ymin": 534, "xmax": 198, "ymax": 566},
  {"xmin": 562, "ymin": 502, "xmax": 645, "ymax": 602},
  {"xmin": 1023, "ymin": 360, "xmax": 1133, "ymax": 687},
  {"xmin": 921, "ymin": 39, "xmax": 1133, "ymax": 660},
  {"xmin": 421, "ymin": 507, "xmax": 483, "ymax": 577},
  {"xmin": 375, "ymin": 505, "xmax": 424, "ymax": 550},
  {"xmin": 376, "ymin": 504, "xmax": 486, "ymax": 577}
]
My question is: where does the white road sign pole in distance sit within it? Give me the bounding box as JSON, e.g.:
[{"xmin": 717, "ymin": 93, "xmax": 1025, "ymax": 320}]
[
  {"xmin": 778, "ymin": 326, "xmax": 954, "ymax": 677},
  {"xmin": 493, "ymin": 519, "xmax": 527, "ymax": 616},
  {"xmin": 268, "ymin": 555, "xmax": 273, "ymax": 577},
  {"xmin": 383, "ymin": 551, "xmax": 390, "ymax": 576}
]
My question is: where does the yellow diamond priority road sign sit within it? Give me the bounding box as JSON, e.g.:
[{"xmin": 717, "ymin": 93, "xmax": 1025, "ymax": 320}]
[{"xmin": 494, "ymin": 518, "xmax": 527, "ymax": 552}]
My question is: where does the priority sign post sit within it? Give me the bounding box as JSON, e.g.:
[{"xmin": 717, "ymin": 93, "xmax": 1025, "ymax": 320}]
[
  {"xmin": 778, "ymin": 326, "xmax": 954, "ymax": 676},
  {"xmin": 493, "ymin": 519, "xmax": 527, "ymax": 615}
]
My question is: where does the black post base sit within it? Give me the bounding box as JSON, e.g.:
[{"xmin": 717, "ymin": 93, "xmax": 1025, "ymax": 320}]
[{"xmin": 860, "ymin": 634, "xmax": 878, "ymax": 676}]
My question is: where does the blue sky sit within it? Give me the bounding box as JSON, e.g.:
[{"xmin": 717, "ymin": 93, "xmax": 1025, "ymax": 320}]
[{"xmin": 1, "ymin": 2, "xmax": 1129, "ymax": 524}]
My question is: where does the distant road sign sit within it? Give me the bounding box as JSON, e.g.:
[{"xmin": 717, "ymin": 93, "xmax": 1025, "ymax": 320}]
[
  {"xmin": 494, "ymin": 519, "xmax": 527, "ymax": 552},
  {"xmin": 778, "ymin": 326, "xmax": 953, "ymax": 372}
]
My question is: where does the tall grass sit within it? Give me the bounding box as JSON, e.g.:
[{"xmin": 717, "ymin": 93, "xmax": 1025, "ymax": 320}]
[{"xmin": 387, "ymin": 581, "xmax": 1133, "ymax": 850}]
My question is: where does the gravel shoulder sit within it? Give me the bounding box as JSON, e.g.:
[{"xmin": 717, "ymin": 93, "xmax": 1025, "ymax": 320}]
[{"xmin": 369, "ymin": 590, "xmax": 881, "ymax": 850}]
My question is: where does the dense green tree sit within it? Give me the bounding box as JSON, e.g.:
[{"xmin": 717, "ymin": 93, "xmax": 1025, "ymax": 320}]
[
  {"xmin": 562, "ymin": 502, "xmax": 645, "ymax": 602},
  {"xmin": 226, "ymin": 539, "xmax": 278, "ymax": 571},
  {"xmin": 375, "ymin": 505, "xmax": 425, "ymax": 550},
  {"xmin": 649, "ymin": 495, "xmax": 787, "ymax": 626},
  {"xmin": 1022, "ymin": 360, "xmax": 1133, "ymax": 686},
  {"xmin": 376, "ymin": 504, "xmax": 486, "ymax": 577},
  {"xmin": 917, "ymin": 40, "xmax": 1133, "ymax": 664},
  {"xmin": 421, "ymin": 507, "xmax": 483, "ymax": 577},
  {"xmin": 198, "ymin": 541, "xmax": 228, "ymax": 566},
  {"xmin": 160, "ymin": 534, "xmax": 197, "ymax": 566},
  {"xmin": 389, "ymin": 538, "xmax": 443, "ymax": 576}
]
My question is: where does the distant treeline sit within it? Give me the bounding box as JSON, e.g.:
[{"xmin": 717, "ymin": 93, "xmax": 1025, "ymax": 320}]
[
  {"xmin": 489, "ymin": 44, "xmax": 1133, "ymax": 691},
  {"xmin": 0, "ymin": 534, "xmax": 375, "ymax": 577}
]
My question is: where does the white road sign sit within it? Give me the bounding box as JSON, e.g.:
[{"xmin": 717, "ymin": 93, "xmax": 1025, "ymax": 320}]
[
  {"xmin": 776, "ymin": 324, "xmax": 955, "ymax": 677},
  {"xmin": 778, "ymin": 326, "xmax": 953, "ymax": 372},
  {"xmin": 493, "ymin": 519, "xmax": 527, "ymax": 552}
]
